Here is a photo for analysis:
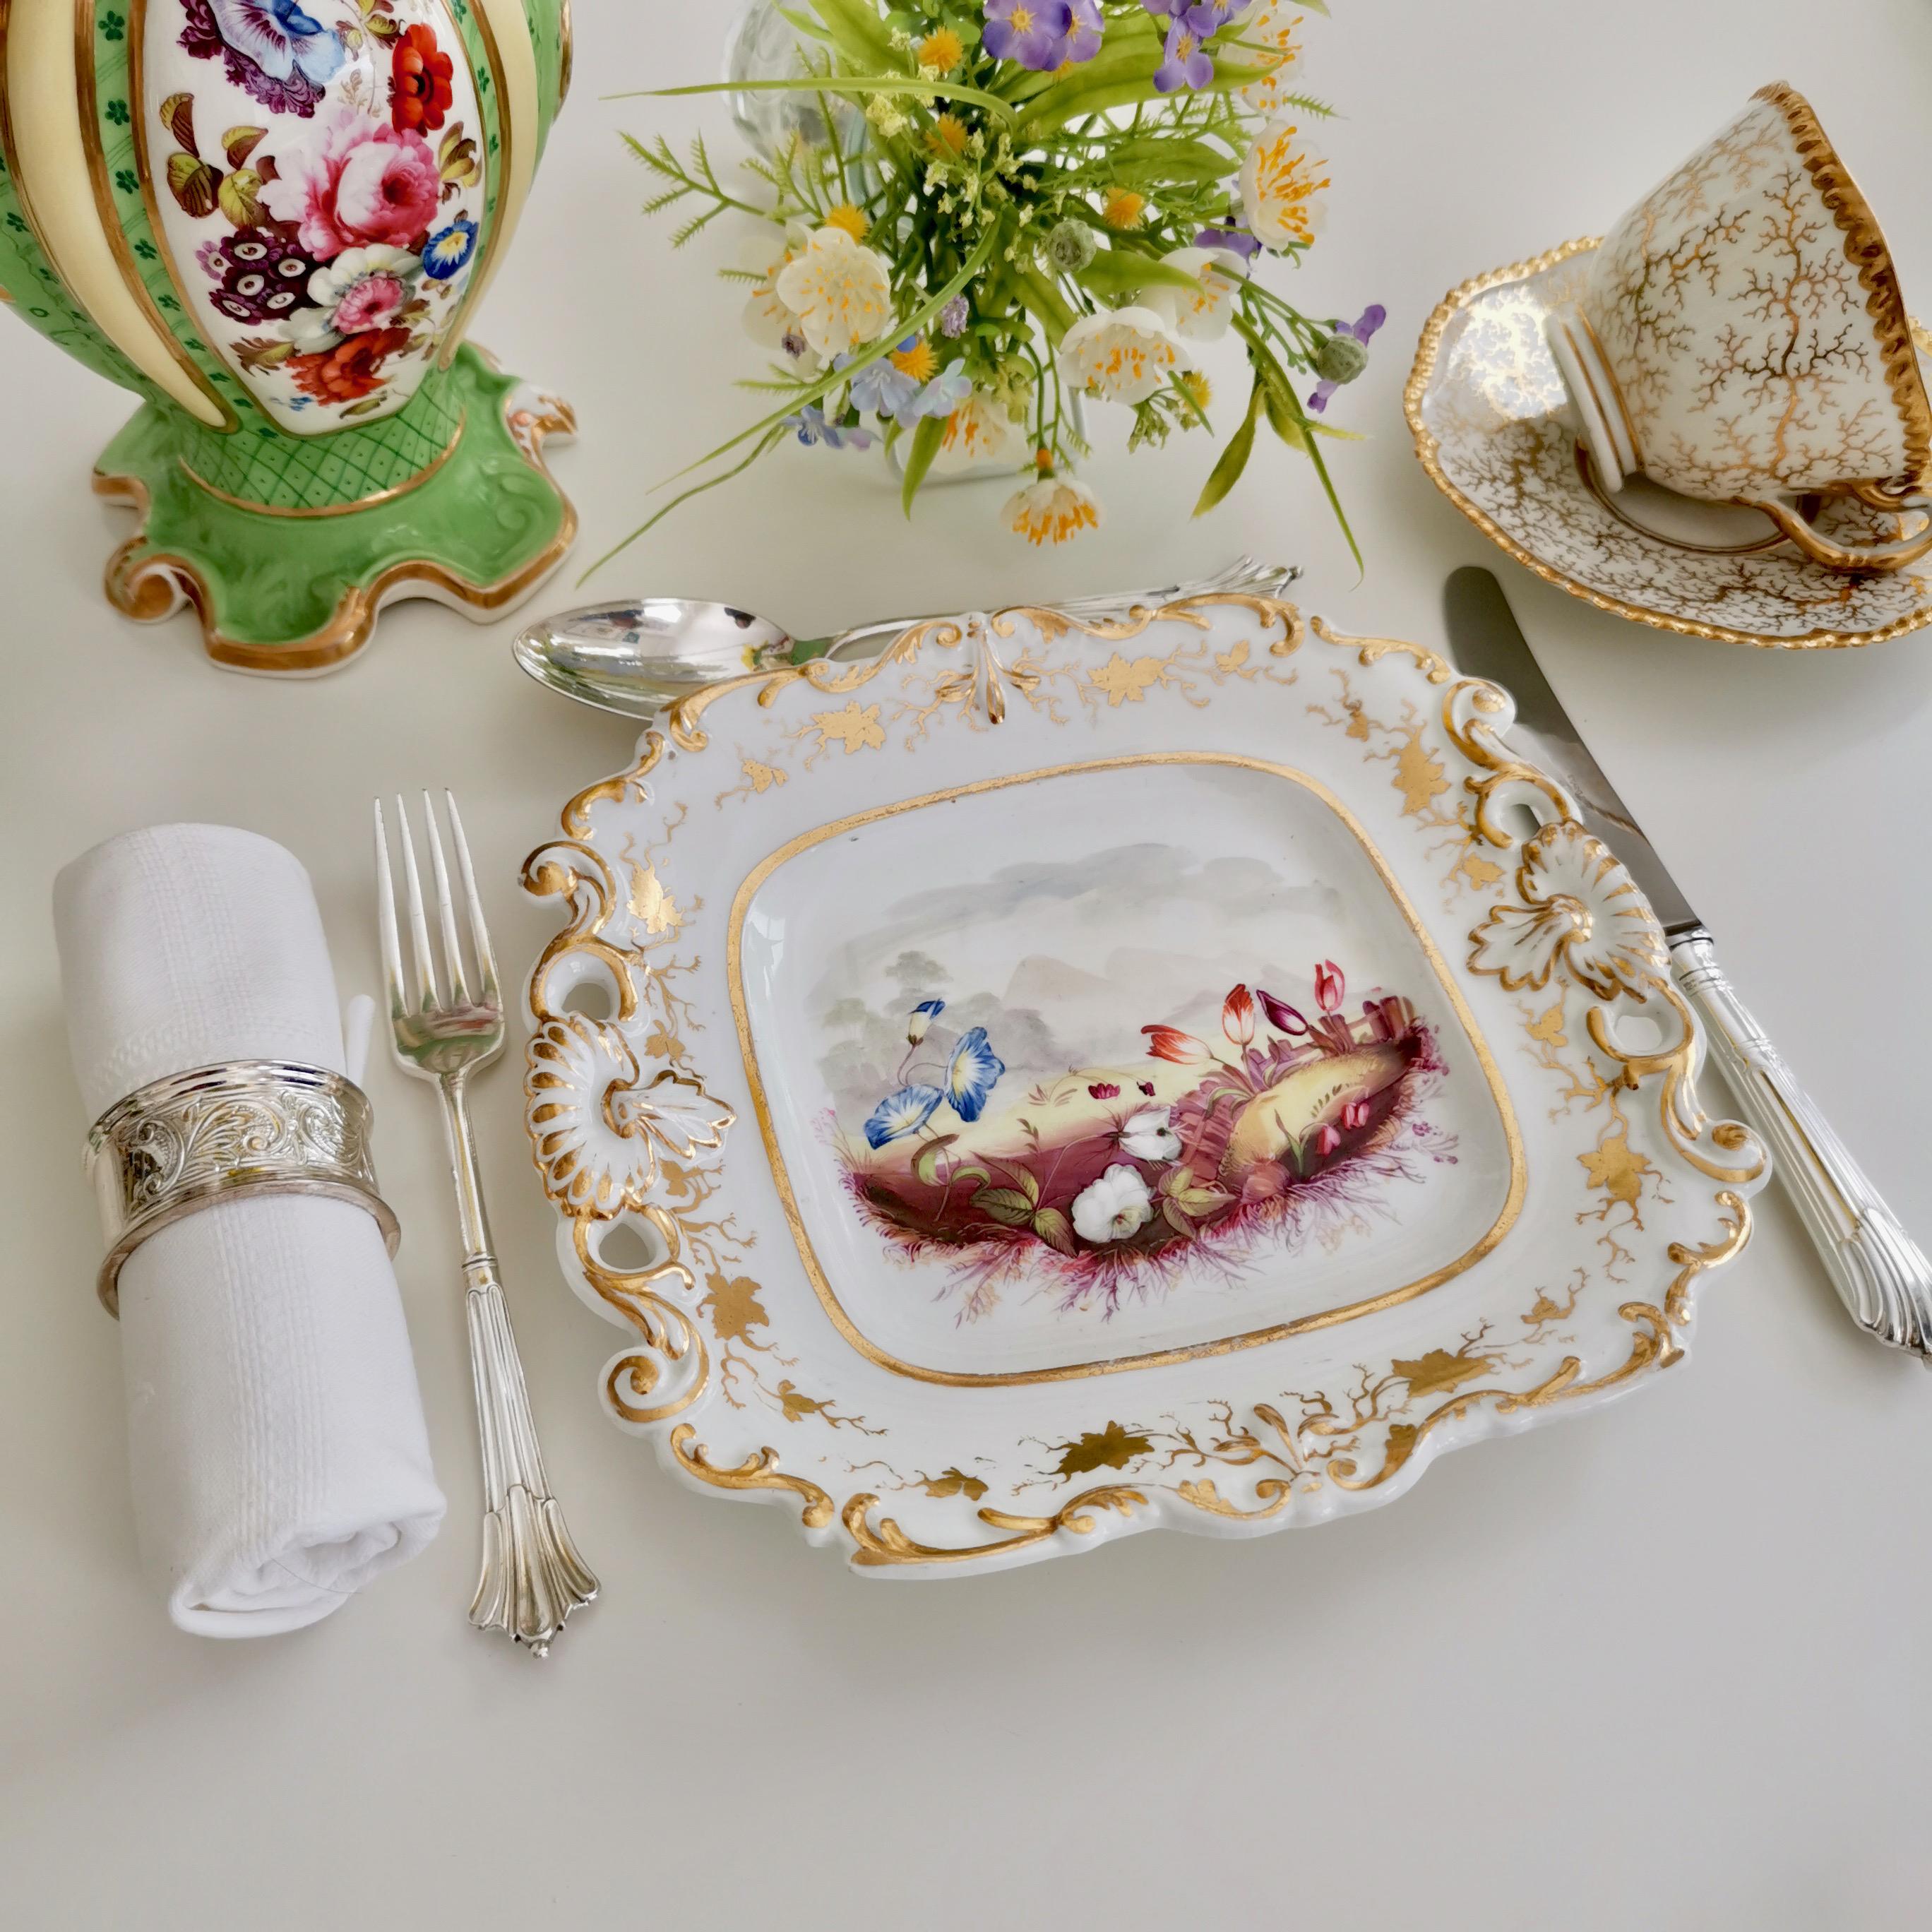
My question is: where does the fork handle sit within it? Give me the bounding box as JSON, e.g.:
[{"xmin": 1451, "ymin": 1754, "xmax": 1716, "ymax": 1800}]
[
  {"xmin": 1671, "ymin": 928, "xmax": 1932, "ymax": 1360},
  {"xmin": 438, "ymin": 1079, "xmax": 599, "ymax": 1652}
]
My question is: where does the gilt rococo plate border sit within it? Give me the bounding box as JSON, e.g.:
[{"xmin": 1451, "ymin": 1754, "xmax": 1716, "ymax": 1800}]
[{"xmin": 520, "ymin": 590, "xmax": 1765, "ymax": 1575}]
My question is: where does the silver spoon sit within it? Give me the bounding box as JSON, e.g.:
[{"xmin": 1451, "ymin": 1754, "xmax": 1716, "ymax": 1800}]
[{"xmin": 512, "ymin": 559, "xmax": 1299, "ymax": 721}]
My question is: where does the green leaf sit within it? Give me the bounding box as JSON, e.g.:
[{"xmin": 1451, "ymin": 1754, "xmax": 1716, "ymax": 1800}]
[
  {"xmin": 974, "ymin": 1186, "xmax": 1035, "ymax": 1227},
  {"xmin": 617, "ymin": 73, "xmax": 1015, "ymax": 124},
  {"xmin": 1076, "ymin": 250, "xmax": 1207, "ymax": 300},
  {"xmin": 165, "ymin": 152, "xmax": 219, "ymax": 220},
  {"xmin": 1162, "ymin": 1199, "xmax": 1196, "ymax": 1240},
  {"xmin": 1014, "ymin": 1166, "xmax": 1041, "ymax": 1207},
  {"xmin": 900, "ymin": 412, "xmax": 946, "ymax": 517},
  {"xmin": 216, "ymin": 166, "xmax": 262, "ymax": 228},
  {"xmin": 1032, "ymin": 1208, "xmax": 1077, "ymax": 1256},
  {"xmin": 585, "ymin": 227, "xmax": 1000, "ymax": 578},
  {"xmin": 796, "ymin": 0, "xmax": 893, "ymax": 68},
  {"xmin": 1193, "ymin": 376, "xmax": 1262, "ymax": 518},
  {"xmin": 912, "ymin": 1134, "xmax": 957, "ymax": 1185},
  {"xmin": 1104, "ymin": 136, "xmax": 1241, "ymax": 187},
  {"xmin": 1234, "ymin": 317, "xmax": 1362, "ymax": 571}
]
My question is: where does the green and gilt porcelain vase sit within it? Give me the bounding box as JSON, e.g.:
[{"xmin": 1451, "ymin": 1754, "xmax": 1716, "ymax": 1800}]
[{"xmin": 0, "ymin": 0, "xmax": 573, "ymax": 669}]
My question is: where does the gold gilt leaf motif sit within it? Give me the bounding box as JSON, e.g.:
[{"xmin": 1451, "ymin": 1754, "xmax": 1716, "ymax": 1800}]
[
  {"xmin": 628, "ymin": 859, "xmax": 683, "ymax": 934},
  {"xmin": 1087, "ymin": 652, "xmax": 1167, "ymax": 705},
  {"xmin": 520, "ymin": 596, "xmax": 1763, "ymax": 1567}
]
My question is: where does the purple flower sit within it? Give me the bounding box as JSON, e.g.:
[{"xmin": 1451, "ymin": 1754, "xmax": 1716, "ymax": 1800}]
[
  {"xmin": 180, "ymin": 0, "xmax": 345, "ymax": 118},
  {"xmin": 787, "ymin": 405, "xmax": 873, "ymax": 451},
  {"xmin": 1195, "ymin": 225, "xmax": 1261, "ymax": 261},
  {"xmin": 939, "ymin": 294, "xmax": 971, "ymax": 338},
  {"xmin": 842, "ymin": 339, "xmax": 923, "ymax": 419},
  {"xmin": 1066, "ymin": 0, "xmax": 1104, "ymax": 61},
  {"xmin": 1307, "ymin": 305, "xmax": 1388, "ymax": 412},
  {"xmin": 1154, "ymin": 4, "xmax": 1227, "ymax": 93},
  {"xmin": 982, "ymin": 0, "xmax": 1076, "ymax": 72},
  {"xmin": 907, "ymin": 359, "xmax": 973, "ymax": 426}
]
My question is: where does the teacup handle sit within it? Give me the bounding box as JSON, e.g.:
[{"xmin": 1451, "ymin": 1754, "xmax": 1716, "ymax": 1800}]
[{"xmin": 1741, "ymin": 489, "xmax": 1932, "ymax": 573}]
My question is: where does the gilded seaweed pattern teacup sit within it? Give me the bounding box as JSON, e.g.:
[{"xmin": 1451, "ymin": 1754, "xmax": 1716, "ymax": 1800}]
[{"xmin": 1546, "ymin": 83, "xmax": 1932, "ymax": 572}]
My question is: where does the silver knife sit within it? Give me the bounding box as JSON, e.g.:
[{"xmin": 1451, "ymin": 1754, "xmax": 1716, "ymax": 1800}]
[{"xmin": 1444, "ymin": 564, "xmax": 1932, "ymax": 1363}]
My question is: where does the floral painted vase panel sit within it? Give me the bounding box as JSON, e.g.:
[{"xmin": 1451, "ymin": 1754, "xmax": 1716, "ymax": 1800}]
[
  {"xmin": 737, "ymin": 761, "xmax": 1520, "ymax": 1382},
  {"xmin": 143, "ymin": 0, "xmax": 487, "ymax": 432}
]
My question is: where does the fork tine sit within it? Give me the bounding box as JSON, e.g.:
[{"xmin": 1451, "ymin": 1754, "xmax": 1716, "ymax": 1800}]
[
  {"xmin": 421, "ymin": 789, "xmax": 470, "ymax": 1006},
  {"xmin": 373, "ymin": 799, "xmax": 408, "ymax": 1020},
  {"xmin": 444, "ymin": 790, "xmax": 499, "ymax": 997},
  {"xmin": 393, "ymin": 792, "xmax": 441, "ymax": 1010}
]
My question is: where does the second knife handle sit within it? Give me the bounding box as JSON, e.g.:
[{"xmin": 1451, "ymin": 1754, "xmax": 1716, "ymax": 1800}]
[{"xmin": 1669, "ymin": 927, "xmax": 1932, "ymax": 1359}]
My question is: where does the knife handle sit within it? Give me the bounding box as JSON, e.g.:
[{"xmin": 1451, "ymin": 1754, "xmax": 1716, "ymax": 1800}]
[{"xmin": 1669, "ymin": 928, "xmax": 1932, "ymax": 1361}]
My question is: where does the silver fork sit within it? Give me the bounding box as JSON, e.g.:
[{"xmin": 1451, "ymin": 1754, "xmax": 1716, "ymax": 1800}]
[{"xmin": 374, "ymin": 789, "xmax": 597, "ymax": 1657}]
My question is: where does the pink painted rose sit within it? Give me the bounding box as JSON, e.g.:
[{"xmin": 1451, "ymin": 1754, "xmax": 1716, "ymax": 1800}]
[
  {"xmin": 261, "ymin": 107, "xmax": 441, "ymax": 261},
  {"xmin": 333, "ymin": 272, "xmax": 406, "ymax": 333}
]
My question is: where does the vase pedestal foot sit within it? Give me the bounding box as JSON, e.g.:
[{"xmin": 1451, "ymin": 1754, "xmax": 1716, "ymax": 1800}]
[{"xmin": 92, "ymin": 345, "xmax": 577, "ymax": 675}]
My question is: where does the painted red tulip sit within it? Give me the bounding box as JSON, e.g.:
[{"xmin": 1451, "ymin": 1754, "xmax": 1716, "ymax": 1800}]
[
  {"xmin": 1314, "ymin": 960, "xmax": 1345, "ymax": 1013},
  {"xmin": 1142, "ymin": 1025, "xmax": 1210, "ymax": 1066},
  {"xmin": 1341, "ymin": 1097, "xmax": 1371, "ymax": 1131},
  {"xmin": 1309, "ymin": 1122, "xmax": 1342, "ymax": 1159},
  {"xmin": 1088, "ymin": 1080, "xmax": 1121, "ymax": 1099},
  {"xmin": 1256, "ymin": 988, "xmax": 1310, "ymax": 1035},
  {"xmin": 1222, "ymin": 983, "xmax": 1256, "ymax": 1046},
  {"xmin": 1138, "ymin": 1080, "xmax": 1156, "ymax": 1097}
]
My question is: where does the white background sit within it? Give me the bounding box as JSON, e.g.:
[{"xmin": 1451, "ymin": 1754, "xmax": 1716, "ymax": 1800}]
[{"xmin": 6, "ymin": 3, "xmax": 1932, "ymax": 1925}]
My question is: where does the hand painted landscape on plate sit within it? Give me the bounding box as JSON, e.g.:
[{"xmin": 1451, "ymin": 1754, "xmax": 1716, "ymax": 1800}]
[{"xmin": 815, "ymin": 840, "xmax": 1458, "ymax": 1323}]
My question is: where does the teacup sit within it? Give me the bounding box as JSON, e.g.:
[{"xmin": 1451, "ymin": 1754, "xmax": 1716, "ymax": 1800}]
[{"xmin": 1546, "ymin": 82, "xmax": 1932, "ymax": 573}]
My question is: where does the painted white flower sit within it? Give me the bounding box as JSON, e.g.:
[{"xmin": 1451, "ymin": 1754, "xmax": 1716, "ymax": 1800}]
[
  {"xmin": 934, "ymin": 389, "xmax": 1019, "ymax": 472},
  {"xmin": 775, "ymin": 225, "xmax": 895, "ymax": 358},
  {"xmin": 1071, "ymin": 1163, "xmax": 1155, "ymax": 1246},
  {"xmin": 1057, "ymin": 306, "xmax": 1193, "ymax": 405},
  {"xmin": 1240, "ymin": 114, "xmax": 1330, "ymax": 251},
  {"xmin": 1147, "ymin": 248, "xmax": 1246, "ymax": 342},
  {"xmin": 1119, "ymin": 1106, "xmax": 1182, "ymax": 1162},
  {"xmin": 285, "ymin": 244, "xmax": 422, "ymax": 352},
  {"xmin": 1002, "ymin": 473, "xmax": 1102, "ymax": 545}
]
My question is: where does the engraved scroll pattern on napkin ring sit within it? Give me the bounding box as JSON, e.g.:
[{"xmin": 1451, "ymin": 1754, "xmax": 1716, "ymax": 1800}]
[{"xmin": 85, "ymin": 1061, "xmax": 402, "ymax": 1316}]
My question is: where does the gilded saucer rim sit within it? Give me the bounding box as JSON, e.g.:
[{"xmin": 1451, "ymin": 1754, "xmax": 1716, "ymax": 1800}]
[{"xmin": 1405, "ymin": 235, "xmax": 1932, "ymax": 650}]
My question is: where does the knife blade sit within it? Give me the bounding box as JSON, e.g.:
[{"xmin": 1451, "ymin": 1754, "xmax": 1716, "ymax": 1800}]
[
  {"xmin": 1442, "ymin": 566, "xmax": 1697, "ymax": 935},
  {"xmin": 1442, "ymin": 565, "xmax": 1932, "ymax": 1363}
]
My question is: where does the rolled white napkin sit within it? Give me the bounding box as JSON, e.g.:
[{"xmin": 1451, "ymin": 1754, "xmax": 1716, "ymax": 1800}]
[{"xmin": 54, "ymin": 824, "xmax": 445, "ymax": 1637}]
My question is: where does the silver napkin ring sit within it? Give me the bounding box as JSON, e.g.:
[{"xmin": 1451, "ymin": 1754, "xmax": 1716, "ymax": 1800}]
[{"xmin": 85, "ymin": 1060, "xmax": 400, "ymax": 1317}]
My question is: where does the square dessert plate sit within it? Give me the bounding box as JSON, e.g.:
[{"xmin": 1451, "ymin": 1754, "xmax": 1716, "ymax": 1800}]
[{"xmin": 521, "ymin": 587, "xmax": 1765, "ymax": 1574}]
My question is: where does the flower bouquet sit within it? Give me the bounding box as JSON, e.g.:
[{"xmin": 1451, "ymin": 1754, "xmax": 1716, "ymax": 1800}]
[{"xmin": 604, "ymin": 0, "xmax": 1380, "ymax": 566}]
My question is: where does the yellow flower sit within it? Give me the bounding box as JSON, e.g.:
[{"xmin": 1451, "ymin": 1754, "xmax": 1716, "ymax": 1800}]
[
  {"xmin": 1059, "ymin": 306, "xmax": 1193, "ymax": 405},
  {"xmin": 917, "ymin": 27, "xmax": 965, "ymax": 73},
  {"xmin": 927, "ymin": 113, "xmax": 970, "ymax": 160},
  {"xmin": 1241, "ymin": 2, "xmax": 1305, "ymax": 114},
  {"xmin": 1240, "ymin": 116, "xmax": 1329, "ymax": 250},
  {"xmin": 775, "ymin": 225, "xmax": 895, "ymax": 357},
  {"xmin": 1100, "ymin": 187, "xmax": 1146, "ymax": 229},
  {"xmin": 823, "ymin": 203, "xmax": 870, "ymax": 242},
  {"xmin": 1180, "ymin": 370, "xmax": 1212, "ymax": 410},
  {"xmin": 890, "ymin": 337, "xmax": 938, "ymax": 383},
  {"xmin": 1003, "ymin": 474, "xmax": 1102, "ymax": 545}
]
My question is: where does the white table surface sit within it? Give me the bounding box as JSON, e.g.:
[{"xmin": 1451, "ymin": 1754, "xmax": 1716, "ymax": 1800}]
[{"xmin": 7, "ymin": 4, "xmax": 1932, "ymax": 1924}]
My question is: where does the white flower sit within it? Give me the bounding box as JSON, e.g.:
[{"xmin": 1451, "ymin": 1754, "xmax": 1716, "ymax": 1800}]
[
  {"xmin": 1071, "ymin": 1164, "xmax": 1155, "ymax": 1245},
  {"xmin": 740, "ymin": 221, "xmax": 814, "ymax": 350},
  {"xmin": 1147, "ymin": 248, "xmax": 1246, "ymax": 342},
  {"xmin": 1239, "ymin": 0, "xmax": 1308, "ymax": 114},
  {"xmin": 1119, "ymin": 1106, "xmax": 1182, "ymax": 1162},
  {"xmin": 1057, "ymin": 306, "xmax": 1193, "ymax": 405},
  {"xmin": 1240, "ymin": 114, "xmax": 1330, "ymax": 251},
  {"xmin": 934, "ymin": 389, "xmax": 1019, "ymax": 472},
  {"xmin": 285, "ymin": 244, "xmax": 422, "ymax": 352},
  {"xmin": 775, "ymin": 225, "xmax": 895, "ymax": 358},
  {"xmin": 1002, "ymin": 473, "xmax": 1102, "ymax": 545}
]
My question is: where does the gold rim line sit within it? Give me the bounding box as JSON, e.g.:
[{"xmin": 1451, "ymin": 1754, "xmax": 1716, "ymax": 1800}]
[
  {"xmin": 1564, "ymin": 306, "xmax": 1640, "ymax": 475},
  {"xmin": 177, "ymin": 410, "xmax": 468, "ymax": 518},
  {"xmin": 725, "ymin": 751, "xmax": 1529, "ymax": 1390},
  {"xmin": 440, "ymin": 0, "xmax": 525, "ymax": 369},
  {"xmin": 1404, "ymin": 236, "xmax": 1932, "ymax": 650},
  {"xmin": 80, "ymin": 0, "xmax": 232, "ymax": 427},
  {"xmin": 1757, "ymin": 80, "xmax": 1932, "ymax": 494},
  {"xmin": 95, "ymin": 394, "xmax": 576, "ymax": 672}
]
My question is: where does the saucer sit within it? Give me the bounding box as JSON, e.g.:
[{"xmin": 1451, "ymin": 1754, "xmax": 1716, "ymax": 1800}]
[{"xmin": 1405, "ymin": 238, "xmax": 1932, "ymax": 648}]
